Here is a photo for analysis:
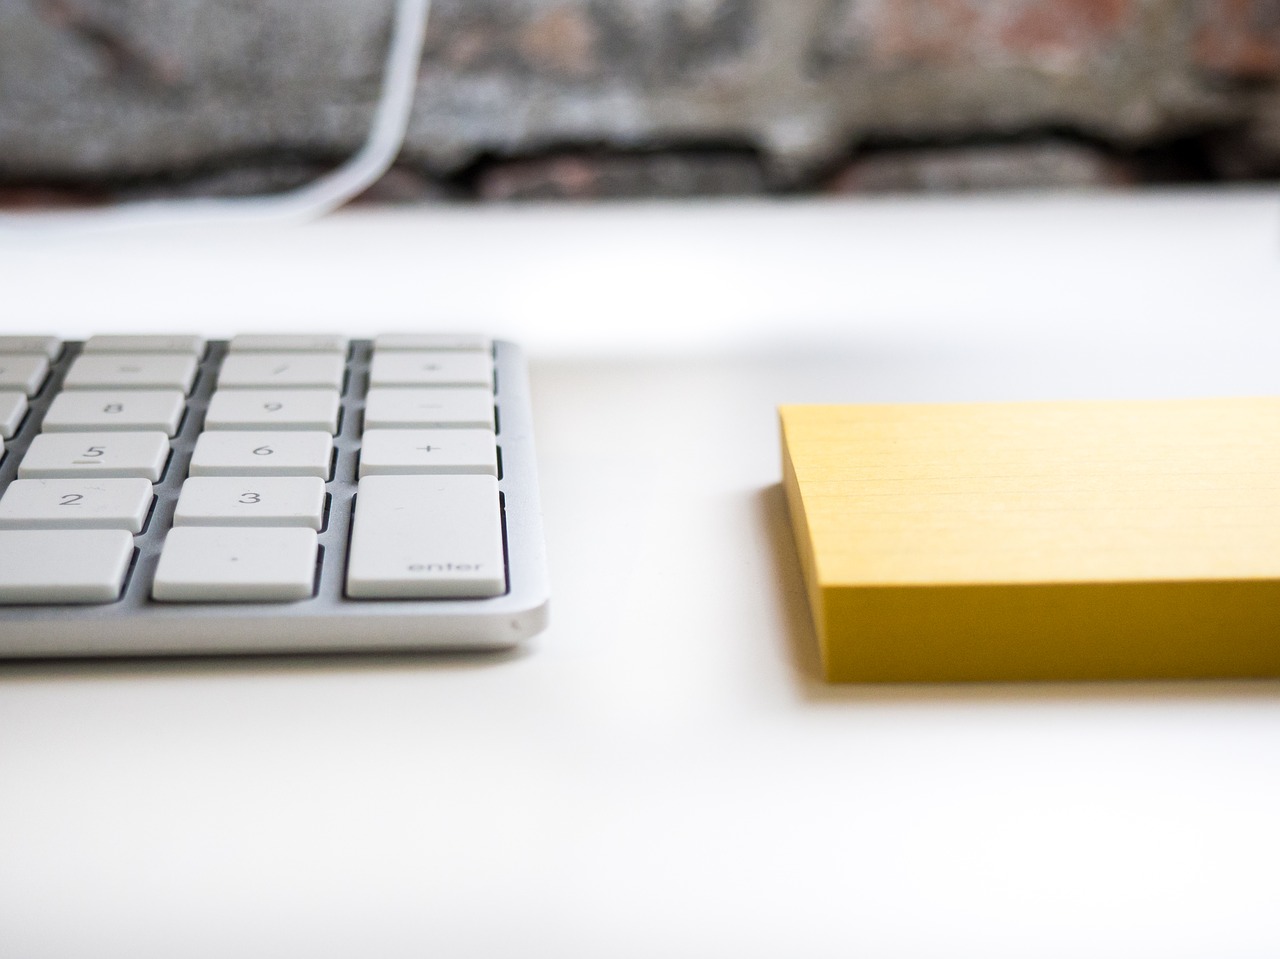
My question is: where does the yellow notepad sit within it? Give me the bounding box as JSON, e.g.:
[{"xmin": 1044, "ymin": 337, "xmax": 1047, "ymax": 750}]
[{"xmin": 779, "ymin": 398, "xmax": 1280, "ymax": 682}]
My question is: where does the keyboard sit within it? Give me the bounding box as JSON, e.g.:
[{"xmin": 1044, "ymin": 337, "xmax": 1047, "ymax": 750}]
[{"xmin": 0, "ymin": 334, "xmax": 549, "ymax": 657}]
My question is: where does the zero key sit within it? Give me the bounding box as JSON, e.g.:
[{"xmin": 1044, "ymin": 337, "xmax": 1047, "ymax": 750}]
[{"xmin": 0, "ymin": 529, "xmax": 134, "ymax": 603}]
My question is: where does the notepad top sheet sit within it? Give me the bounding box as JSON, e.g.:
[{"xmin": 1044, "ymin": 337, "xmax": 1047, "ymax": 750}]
[{"xmin": 780, "ymin": 397, "xmax": 1280, "ymax": 588}]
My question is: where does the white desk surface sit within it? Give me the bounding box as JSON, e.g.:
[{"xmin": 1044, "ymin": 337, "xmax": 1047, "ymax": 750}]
[{"xmin": 3, "ymin": 192, "xmax": 1280, "ymax": 958}]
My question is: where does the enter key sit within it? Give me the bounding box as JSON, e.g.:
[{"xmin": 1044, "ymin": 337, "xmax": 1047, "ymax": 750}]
[{"xmin": 346, "ymin": 474, "xmax": 507, "ymax": 599}]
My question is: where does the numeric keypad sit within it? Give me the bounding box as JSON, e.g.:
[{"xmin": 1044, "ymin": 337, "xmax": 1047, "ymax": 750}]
[
  {"xmin": 0, "ymin": 334, "xmax": 548, "ymax": 656},
  {"xmin": 0, "ymin": 336, "xmax": 542, "ymax": 636}
]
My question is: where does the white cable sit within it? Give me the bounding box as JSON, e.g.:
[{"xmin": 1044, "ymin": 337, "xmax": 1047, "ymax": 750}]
[{"xmin": 0, "ymin": 0, "xmax": 431, "ymax": 234}]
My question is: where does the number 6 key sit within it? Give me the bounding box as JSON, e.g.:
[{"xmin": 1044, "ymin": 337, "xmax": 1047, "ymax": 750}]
[{"xmin": 188, "ymin": 431, "xmax": 334, "ymax": 478}]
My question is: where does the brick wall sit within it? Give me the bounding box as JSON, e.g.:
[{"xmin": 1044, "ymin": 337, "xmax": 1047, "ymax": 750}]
[{"xmin": 2, "ymin": 0, "xmax": 1279, "ymax": 202}]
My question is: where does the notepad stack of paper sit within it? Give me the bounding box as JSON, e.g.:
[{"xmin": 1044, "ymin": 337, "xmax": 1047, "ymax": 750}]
[{"xmin": 779, "ymin": 398, "xmax": 1280, "ymax": 682}]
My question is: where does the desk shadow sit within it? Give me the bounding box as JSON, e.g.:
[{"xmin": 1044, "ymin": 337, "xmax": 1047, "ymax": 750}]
[
  {"xmin": 0, "ymin": 644, "xmax": 529, "ymax": 685},
  {"xmin": 757, "ymin": 484, "xmax": 1280, "ymax": 707}
]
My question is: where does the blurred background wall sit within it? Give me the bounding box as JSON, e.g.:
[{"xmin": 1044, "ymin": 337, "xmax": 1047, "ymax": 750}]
[{"xmin": 1, "ymin": 0, "xmax": 1278, "ymax": 204}]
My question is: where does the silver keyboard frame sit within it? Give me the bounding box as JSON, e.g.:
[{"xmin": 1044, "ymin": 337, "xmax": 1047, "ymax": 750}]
[{"xmin": 0, "ymin": 339, "xmax": 549, "ymax": 657}]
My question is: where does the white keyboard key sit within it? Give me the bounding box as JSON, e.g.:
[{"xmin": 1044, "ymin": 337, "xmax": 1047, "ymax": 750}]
[
  {"xmin": 374, "ymin": 334, "xmax": 491, "ymax": 353},
  {"xmin": 174, "ymin": 476, "xmax": 325, "ymax": 529},
  {"xmin": 369, "ymin": 351, "xmax": 494, "ymax": 389},
  {"xmin": 82, "ymin": 335, "xmax": 205, "ymax": 356},
  {"xmin": 359, "ymin": 429, "xmax": 498, "ymax": 477},
  {"xmin": 347, "ymin": 474, "xmax": 506, "ymax": 599},
  {"xmin": 229, "ymin": 334, "xmax": 348, "ymax": 354},
  {"xmin": 0, "ymin": 336, "xmax": 61, "ymax": 358},
  {"xmin": 0, "ymin": 529, "xmax": 133, "ymax": 603},
  {"xmin": 217, "ymin": 353, "xmax": 345, "ymax": 390},
  {"xmin": 204, "ymin": 389, "xmax": 341, "ymax": 433},
  {"xmin": 63, "ymin": 354, "xmax": 198, "ymax": 393},
  {"xmin": 0, "ymin": 478, "xmax": 153, "ymax": 532},
  {"xmin": 43, "ymin": 389, "xmax": 186, "ymax": 436},
  {"xmin": 19, "ymin": 432, "xmax": 170, "ymax": 480},
  {"xmin": 189, "ymin": 430, "xmax": 333, "ymax": 478},
  {"xmin": 363, "ymin": 388, "xmax": 495, "ymax": 430},
  {"xmin": 0, "ymin": 391, "xmax": 28, "ymax": 438},
  {"xmin": 152, "ymin": 527, "xmax": 318, "ymax": 602},
  {"xmin": 0, "ymin": 354, "xmax": 50, "ymax": 395}
]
